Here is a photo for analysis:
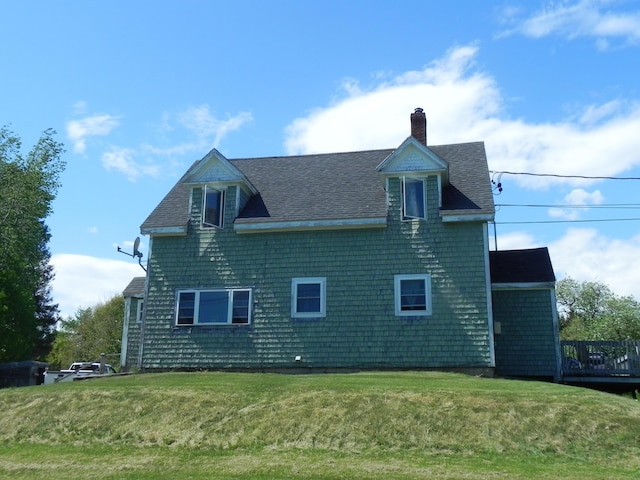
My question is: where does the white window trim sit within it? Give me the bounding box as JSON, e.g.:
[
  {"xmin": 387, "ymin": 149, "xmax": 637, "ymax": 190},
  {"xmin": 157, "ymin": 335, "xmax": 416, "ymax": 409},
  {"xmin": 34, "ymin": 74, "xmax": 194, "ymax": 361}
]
[
  {"xmin": 291, "ymin": 277, "xmax": 326, "ymax": 318},
  {"xmin": 175, "ymin": 288, "xmax": 252, "ymax": 326},
  {"xmin": 394, "ymin": 274, "xmax": 432, "ymax": 316},
  {"xmin": 202, "ymin": 185, "xmax": 225, "ymax": 228},
  {"xmin": 402, "ymin": 176, "xmax": 427, "ymax": 221}
]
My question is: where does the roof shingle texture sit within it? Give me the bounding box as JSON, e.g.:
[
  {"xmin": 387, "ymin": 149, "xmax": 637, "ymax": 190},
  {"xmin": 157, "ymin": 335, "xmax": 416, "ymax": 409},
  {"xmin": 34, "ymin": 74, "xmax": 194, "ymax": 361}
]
[
  {"xmin": 489, "ymin": 247, "xmax": 556, "ymax": 284},
  {"xmin": 122, "ymin": 276, "xmax": 146, "ymax": 297}
]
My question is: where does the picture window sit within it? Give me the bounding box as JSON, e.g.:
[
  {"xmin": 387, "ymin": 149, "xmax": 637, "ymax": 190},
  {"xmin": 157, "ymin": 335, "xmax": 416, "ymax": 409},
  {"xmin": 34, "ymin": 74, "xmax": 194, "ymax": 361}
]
[{"xmin": 176, "ymin": 288, "xmax": 251, "ymax": 325}]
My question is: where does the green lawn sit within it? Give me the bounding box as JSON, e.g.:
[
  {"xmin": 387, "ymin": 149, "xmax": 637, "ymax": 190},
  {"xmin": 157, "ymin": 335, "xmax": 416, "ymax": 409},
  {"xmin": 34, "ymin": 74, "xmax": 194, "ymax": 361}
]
[{"xmin": 1, "ymin": 371, "xmax": 639, "ymax": 479}]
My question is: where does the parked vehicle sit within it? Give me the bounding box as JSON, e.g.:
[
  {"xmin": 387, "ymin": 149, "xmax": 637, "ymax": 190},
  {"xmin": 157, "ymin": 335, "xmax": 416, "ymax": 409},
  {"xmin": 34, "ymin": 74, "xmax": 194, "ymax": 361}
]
[{"xmin": 43, "ymin": 362, "xmax": 116, "ymax": 384}]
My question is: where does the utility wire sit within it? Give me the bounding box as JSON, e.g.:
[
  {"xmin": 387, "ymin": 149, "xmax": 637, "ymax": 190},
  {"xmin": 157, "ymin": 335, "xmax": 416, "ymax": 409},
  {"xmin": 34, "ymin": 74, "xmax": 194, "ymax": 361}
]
[
  {"xmin": 496, "ymin": 217, "xmax": 640, "ymax": 225},
  {"xmin": 489, "ymin": 171, "xmax": 640, "ymax": 181},
  {"xmin": 496, "ymin": 203, "xmax": 640, "ymax": 209}
]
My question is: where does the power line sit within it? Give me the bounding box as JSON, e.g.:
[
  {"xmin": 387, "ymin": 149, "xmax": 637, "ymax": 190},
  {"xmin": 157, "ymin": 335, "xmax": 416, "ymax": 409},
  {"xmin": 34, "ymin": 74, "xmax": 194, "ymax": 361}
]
[
  {"xmin": 496, "ymin": 203, "xmax": 640, "ymax": 209},
  {"xmin": 496, "ymin": 217, "xmax": 640, "ymax": 225},
  {"xmin": 489, "ymin": 171, "xmax": 640, "ymax": 181}
]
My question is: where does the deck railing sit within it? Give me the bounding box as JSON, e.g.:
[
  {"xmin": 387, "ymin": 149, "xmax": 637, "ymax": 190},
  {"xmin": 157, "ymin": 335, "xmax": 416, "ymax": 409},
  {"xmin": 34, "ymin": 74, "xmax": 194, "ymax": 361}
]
[{"xmin": 561, "ymin": 340, "xmax": 640, "ymax": 377}]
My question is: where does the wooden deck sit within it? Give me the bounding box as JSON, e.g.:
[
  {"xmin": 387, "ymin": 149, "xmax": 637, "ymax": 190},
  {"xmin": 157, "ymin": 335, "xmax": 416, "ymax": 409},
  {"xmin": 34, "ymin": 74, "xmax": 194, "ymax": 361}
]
[{"xmin": 561, "ymin": 340, "xmax": 640, "ymax": 393}]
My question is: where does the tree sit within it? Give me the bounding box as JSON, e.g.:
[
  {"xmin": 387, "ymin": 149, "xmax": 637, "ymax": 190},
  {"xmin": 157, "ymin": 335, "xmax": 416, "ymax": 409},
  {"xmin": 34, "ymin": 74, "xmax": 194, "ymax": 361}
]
[
  {"xmin": 0, "ymin": 127, "xmax": 65, "ymax": 362},
  {"xmin": 47, "ymin": 296, "xmax": 125, "ymax": 369},
  {"xmin": 557, "ymin": 277, "xmax": 640, "ymax": 340}
]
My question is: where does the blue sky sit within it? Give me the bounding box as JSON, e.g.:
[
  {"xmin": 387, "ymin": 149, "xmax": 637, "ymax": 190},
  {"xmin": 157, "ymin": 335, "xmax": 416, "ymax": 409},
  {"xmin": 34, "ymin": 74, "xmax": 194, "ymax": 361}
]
[{"xmin": 2, "ymin": 0, "xmax": 640, "ymax": 318}]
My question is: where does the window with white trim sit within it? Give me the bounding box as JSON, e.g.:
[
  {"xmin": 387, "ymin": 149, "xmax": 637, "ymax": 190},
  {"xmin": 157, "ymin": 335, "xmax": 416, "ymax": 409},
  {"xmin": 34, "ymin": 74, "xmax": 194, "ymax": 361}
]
[
  {"xmin": 394, "ymin": 274, "xmax": 432, "ymax": 316},
  {"xmin": 402, "ymin": 177, "xmax": 426, "ymax": 220},
  {"xmin": 176, "ymin": 289, "xmax": 251, "ymax": 325},
  {"xmin": 136, "ymin": 300, "xmax": 144, "ymax": 324},
  {"xmin": 203, "ymin": 186, "xmax": 225, "ymax": 228},
  {"xmin": 291, "ymin": 277, "xmax": 326, "ymax": 318}
]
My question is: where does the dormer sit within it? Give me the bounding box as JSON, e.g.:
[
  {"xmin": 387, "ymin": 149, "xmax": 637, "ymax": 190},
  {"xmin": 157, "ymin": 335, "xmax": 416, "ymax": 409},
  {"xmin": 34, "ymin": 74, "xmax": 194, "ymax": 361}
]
[
  {"xmin": 182, "ymin": 149, "xmax": 257, "ymax": 229},
  {"xmin": 377, "ymin": 108, "xmax": 449, "ymax": 219}
]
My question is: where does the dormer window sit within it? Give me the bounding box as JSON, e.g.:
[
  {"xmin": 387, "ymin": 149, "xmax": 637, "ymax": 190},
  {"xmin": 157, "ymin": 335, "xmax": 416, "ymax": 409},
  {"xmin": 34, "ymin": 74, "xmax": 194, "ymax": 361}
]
[
  {"xmin": 402, "ymin": 177, "xmax": 426, "ymax": 220},
  {"xmin": 203, "ymin": 186, "xmax": 224, "ymax": 228}
]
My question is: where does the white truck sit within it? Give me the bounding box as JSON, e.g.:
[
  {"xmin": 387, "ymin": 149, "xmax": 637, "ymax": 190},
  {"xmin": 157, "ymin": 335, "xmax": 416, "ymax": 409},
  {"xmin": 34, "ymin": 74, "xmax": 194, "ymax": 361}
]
[{"xmin": 43, "ymin": 361, "xmax": 116, "ymax": 385}]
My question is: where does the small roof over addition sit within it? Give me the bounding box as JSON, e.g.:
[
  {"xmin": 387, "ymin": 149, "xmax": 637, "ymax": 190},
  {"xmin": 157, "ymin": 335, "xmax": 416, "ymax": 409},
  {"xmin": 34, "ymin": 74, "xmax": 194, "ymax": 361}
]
[
  {"xmin": 489, "ymin": 247, "xmax": 556, "ymax": 285},
  {"xmin": 123, "ymin": 276, "xmax": 146, "ymax": 297}
]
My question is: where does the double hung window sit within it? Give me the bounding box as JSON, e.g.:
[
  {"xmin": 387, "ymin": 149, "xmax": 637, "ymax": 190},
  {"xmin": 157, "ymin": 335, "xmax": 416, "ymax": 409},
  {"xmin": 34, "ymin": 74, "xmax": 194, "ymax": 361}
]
[
  {"xmin": 291, "ymin": 278, "xmax": 326, "ymax": 318},
  {"xmin": 402, "ymin": 177, "xmax": 426, "ymax": 220},
  {"xmin": 394, "ymin": 274, "xmax": 432, "ymax": 316},
  {"xmin": 176, "ymin": 289, "xmax": 251, "ymax": 325},
  {"xmin": 203, "ymin": 186, "xmax": 224, "ymax": 228}
]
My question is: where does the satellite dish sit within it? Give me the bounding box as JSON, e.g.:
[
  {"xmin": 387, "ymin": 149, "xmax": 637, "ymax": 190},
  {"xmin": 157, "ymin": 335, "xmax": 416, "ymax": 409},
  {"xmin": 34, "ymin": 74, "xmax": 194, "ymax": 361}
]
[
  {"xmin": 117, "ymin": 236, "xmax": 147, "ymax": 272},
  {"xmin": 133, "ymin": 237, "xmax": 142, "ymax": 258}
]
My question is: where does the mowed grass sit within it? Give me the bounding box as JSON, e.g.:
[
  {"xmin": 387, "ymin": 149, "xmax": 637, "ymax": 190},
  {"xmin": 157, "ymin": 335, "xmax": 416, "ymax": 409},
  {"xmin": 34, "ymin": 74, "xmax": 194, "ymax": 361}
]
[{"xmin": 1, "ymin": 371, "xmax": 639, "ymax": 479}]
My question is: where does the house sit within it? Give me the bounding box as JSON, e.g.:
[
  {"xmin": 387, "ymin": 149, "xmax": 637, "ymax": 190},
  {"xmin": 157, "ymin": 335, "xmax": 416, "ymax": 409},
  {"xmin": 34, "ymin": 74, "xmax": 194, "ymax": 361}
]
[{"xmin": 121, "ymin": 108, "xmax": 560, "ymax": 379}]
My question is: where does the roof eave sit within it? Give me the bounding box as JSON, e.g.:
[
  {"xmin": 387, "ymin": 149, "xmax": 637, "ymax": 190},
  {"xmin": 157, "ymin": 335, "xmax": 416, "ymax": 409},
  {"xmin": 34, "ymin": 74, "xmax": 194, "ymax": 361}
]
[
  {"xmin": 140, "ymin": 225, "xmax": 188, "ymax": 236},
  {"xmin": 440, "ymin": 212, "xmax": 494, "ymax": 222},
  {"xmin": 234, "ymin": 217, "xmax": 387, "ymax": 234},
  {"xmin": 491, "ymin": 281, "xmax": 556, "ymax": 290}
]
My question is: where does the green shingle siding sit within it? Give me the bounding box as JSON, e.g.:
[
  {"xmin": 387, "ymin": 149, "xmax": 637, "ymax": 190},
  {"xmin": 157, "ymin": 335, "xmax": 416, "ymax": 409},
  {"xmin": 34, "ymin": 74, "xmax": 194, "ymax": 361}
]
[
  {"xmin": 492, "ymin": 289, "xmax": 559, "ymax": 378},
  {"xmin": 140, "ymin": 180, "xmax": 492, "ymax": 370}
]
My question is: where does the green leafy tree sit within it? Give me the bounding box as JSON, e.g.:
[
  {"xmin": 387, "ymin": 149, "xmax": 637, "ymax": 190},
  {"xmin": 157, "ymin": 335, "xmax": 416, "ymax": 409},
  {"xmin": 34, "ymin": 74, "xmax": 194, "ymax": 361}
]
[
  {"xmin": 47, "ymin": 296, "xmax": 125, "ymax": 369},
  {"xmin": 557, "ymin": 277, "xmax": 640, "ymax": 340},
  {"xmin": 0, "ymin": 127, "xmax": 65, "ymax": 362}
]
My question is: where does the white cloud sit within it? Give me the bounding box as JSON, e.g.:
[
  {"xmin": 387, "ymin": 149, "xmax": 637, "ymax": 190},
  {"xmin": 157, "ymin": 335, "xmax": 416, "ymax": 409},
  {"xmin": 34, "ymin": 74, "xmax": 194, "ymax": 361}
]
[
  {"xmin": 122, "ymin": 105, "xmax": 253, "ymax": 177},
  {"xmin": 101, "ymin": 146, "xmax": 160, "ymax": 182},
  {"xmin": 66, "ymin": 114, "xmax": 120, "ymax": 154},
  {"xmin": 285, "ymin": 45, "xmax": 501, "ymax": 155},
  {"xmin": 178, "ymin": 104, "xmax": 253, "ymax": 149},
  {"xmin": 87, "ymin": 226, "xmax": 98, "ymax": 234},
  {"xmin": 491, "ymin": 230, "xmax": 539, "ymax": 251},
  {"xmin": 72, "ymin": 101, "xmax": 88, "ymax": 115},
  {"xmin": 283, "ymin": 45, "xmax": 640, "ymax": 190},
  {"xmin": 51, "ymin": 254, "xmax": 143, "ymax": 319},
  {"xmin": 498, "ymin": 0, "xmax": 640, "ymax": 48},
  {"xmin": 578, "ymin": 100, "xmax": 622, "ymax": 124},
  {"xmin": 549, "ymin": 228, "xmax": 640, "ymax": 298},
  {"xmin": 548, "ymin": 188, "xmax": 605, "ymax": 219}
]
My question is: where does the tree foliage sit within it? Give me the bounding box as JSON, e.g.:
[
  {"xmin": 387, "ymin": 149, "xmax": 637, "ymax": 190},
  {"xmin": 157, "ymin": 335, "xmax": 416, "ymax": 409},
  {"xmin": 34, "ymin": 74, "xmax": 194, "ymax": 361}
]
[
  {"xmin": 47, "ymin": 295, "xmax": 124, "ymax": 369},
  {"xmin": 557, "ymin": 277, "xmax": 640, "ymax": 340},
  {"xmin": 0, "ymin": 127, "xmax": 65, "ymax": 362}
]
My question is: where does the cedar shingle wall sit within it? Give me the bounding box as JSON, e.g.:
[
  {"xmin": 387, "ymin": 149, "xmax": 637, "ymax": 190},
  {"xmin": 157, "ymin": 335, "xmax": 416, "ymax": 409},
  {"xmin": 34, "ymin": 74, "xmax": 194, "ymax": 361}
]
[
  {"xmin": 140, "ymin": 179, "xmax": 492, "ymax": 370},
  {"xmin": 492, "ymin": 289, "xmax": 559, "ymax": 378}
]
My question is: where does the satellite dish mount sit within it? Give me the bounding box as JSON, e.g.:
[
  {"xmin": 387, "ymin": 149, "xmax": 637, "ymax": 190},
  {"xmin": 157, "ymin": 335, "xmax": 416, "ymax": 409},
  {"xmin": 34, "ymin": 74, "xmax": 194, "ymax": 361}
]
[{"xmin": 117, "ymin": 236, "xmax": 147, "ymax": 272}]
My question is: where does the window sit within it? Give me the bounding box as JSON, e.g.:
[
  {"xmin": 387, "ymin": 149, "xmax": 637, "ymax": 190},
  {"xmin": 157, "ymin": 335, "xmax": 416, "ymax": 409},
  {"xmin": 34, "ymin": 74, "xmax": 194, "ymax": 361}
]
[
  {"xmin": 136, "ymin": 300, "xmax": 144, "ymax": 323},
  {"xmin": 292, "ymin": 277, "xmax": 326, "ymax": 318},
  {"xmin": 394, "ymin": 274, "xmax": 432, "ymax": 316},
  {"xmin": 176, "ymin": 289, "xmax": 251, "ymax": 325},
  {"xmin": 203, "ymin": 186, "xmax": 224, "ymax": 228},
  {"xmin": 402, "ymin": 177, "xmax": 426, "ymax": 220}
]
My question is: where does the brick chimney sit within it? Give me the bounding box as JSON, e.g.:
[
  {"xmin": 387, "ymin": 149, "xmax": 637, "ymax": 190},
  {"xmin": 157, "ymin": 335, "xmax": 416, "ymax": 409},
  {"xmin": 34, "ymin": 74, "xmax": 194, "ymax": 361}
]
[{"xmin": 410, "ymin": 107, "xmax": 427, "ymax": 145}]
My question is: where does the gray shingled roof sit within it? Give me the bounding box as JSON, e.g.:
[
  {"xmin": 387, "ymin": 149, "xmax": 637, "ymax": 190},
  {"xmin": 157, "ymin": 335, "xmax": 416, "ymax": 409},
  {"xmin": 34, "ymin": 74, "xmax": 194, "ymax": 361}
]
[
  {"xmin": 233, "ymin": 149, "xmax": 392, "ymax": 225},
  {"xmin": 433, "ymin": 142, "xmax": 494, "ymax": 217},
  {"xmin": 140, "ymin": 141, "xmax": 495, "ymax": 233},
  {"xmin": 489, "ymin": 248, "xmax": 556, "ymax": 284},
  {"xmin": 123, "ymin": 276, "xmax": 146, "ymax": 297}
]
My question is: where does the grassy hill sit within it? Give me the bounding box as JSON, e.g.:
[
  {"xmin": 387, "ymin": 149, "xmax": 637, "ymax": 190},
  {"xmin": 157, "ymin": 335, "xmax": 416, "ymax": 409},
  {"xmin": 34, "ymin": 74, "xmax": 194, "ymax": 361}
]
[{"xmin": 1, "ymin": 371, "xmax": 639, "ymax": 479}]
